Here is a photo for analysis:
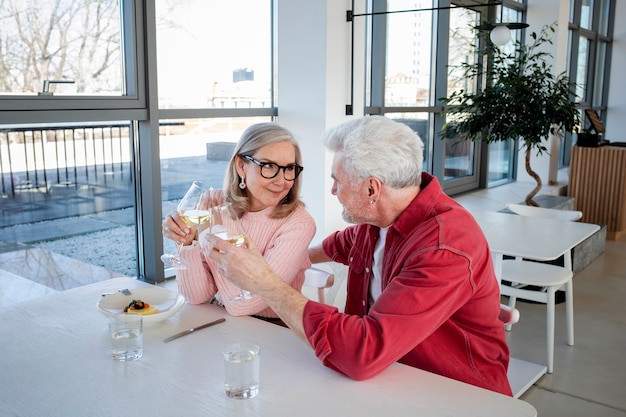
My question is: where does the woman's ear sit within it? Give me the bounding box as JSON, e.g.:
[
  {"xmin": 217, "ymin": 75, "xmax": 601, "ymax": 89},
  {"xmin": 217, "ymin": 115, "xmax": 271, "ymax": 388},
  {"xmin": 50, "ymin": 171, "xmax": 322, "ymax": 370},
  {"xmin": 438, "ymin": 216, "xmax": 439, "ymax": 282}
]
[{"xmin": 235, "ymin": 155, "xmax": 246, "ymax": 178}]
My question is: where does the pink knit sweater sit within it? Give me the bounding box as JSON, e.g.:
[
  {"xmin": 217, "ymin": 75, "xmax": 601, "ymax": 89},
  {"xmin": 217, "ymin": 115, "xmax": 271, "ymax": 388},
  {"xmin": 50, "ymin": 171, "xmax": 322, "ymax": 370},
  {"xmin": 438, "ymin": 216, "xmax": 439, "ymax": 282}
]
[{"xmin": 176, "ymin": 205, "xmax": 316, "ymax": 318}]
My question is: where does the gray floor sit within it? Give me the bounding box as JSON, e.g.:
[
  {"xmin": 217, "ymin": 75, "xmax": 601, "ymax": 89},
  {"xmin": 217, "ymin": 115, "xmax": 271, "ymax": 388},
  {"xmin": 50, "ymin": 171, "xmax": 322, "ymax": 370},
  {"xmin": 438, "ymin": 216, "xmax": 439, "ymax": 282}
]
[{"xmin": 1, "ymin": 175, "xmax": 625, "ymax": 416}]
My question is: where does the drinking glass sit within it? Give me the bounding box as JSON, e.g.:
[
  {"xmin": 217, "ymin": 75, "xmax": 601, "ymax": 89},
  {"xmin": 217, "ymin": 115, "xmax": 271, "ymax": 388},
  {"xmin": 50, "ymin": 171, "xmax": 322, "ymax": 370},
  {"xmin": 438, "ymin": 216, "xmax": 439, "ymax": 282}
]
[
  {"xmin": 222, "ymin": 342, "xmax": 261, "ymax": 399},
  {"xmin": 209, "ymin": 203, "xmax": 251, "ymax": 301},
  {"xmin": 161, "ymin": 181, "xmax": 212, "ymax": 269},
  {"xmin": 109, "ymin": 313, "xmax": 143, "ymax": 361}
]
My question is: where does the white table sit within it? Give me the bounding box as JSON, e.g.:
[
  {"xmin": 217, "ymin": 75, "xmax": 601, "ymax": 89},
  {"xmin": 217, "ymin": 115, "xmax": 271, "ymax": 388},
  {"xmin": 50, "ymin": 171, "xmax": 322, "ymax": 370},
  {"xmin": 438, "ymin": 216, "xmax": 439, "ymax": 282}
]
[
  {"xmin": 470, "ymin": 209, "xmax": 600, "ymax": 273},
  {"xmin": 470, "ymin": 209, "xmax": 601, "ymax": 397},
  {"xmin": 0, "ymin": 277, "xmax": 537, "ymax": 417}
]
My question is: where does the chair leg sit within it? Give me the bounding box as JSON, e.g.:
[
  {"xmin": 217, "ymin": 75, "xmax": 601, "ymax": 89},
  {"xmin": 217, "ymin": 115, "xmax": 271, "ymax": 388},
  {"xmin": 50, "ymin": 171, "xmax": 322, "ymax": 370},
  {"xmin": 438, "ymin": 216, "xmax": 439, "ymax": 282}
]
[
  {"xmin": 318, "ymin": 288, "xmax": 326, "ymax": 304},
  {"xmin": 546, "ymin": 287, "xmax": 556, "ymax": 374},
  {"xmin": 506, "ymin": 295, "xmax": 518, "ymax": 332},
  {"xmin": 565, "ymin": 279, "xmax": 574, "ymax": 346}
]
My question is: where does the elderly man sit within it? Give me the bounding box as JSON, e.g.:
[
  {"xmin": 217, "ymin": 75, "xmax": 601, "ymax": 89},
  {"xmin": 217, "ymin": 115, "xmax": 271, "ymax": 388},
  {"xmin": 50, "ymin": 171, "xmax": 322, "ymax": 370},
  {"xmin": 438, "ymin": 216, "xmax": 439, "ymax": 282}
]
[{"xmin": 208, "ymin": 116, "xmax": 512, "ymax": 396}]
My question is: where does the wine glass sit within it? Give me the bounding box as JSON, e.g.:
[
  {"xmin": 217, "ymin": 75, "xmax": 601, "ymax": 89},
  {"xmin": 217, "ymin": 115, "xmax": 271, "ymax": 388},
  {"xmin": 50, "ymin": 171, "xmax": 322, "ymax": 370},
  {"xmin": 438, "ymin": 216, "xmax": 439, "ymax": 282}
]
[
  {"xmin": 209, "ymin": 202, "xmax": 250, "ymax": 301},
  {"xmin": 161, "ymin": 181, "xmax": 212, "ymax": 269}
]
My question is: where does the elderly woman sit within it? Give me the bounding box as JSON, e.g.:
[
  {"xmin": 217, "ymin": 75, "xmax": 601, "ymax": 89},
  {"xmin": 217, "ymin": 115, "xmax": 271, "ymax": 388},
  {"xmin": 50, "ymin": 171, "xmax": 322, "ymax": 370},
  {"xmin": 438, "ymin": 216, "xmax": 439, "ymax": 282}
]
[{"xmin": 162, "ymin": 123, "xmax": 315, "ymax": 321}]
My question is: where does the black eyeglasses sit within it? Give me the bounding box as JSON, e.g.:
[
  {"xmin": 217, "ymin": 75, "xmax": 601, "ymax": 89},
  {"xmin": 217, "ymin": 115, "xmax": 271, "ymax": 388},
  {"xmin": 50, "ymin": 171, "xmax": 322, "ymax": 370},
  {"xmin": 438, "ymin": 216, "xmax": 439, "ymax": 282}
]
[{"xmin": 240, "ymin": 154, "xmax": 303, "ymax": 181}]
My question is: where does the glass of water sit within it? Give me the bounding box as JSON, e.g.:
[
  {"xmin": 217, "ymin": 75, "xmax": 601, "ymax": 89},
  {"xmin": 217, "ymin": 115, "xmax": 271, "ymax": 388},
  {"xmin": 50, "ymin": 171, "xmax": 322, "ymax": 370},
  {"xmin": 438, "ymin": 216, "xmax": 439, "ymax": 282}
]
[
  {"xmin": 109, "ymin": 313, "xmax": 143, "ymax": 361},
  {"xmin": 222, "ymin": 342, "xmax": 260, "ymax": 399}
]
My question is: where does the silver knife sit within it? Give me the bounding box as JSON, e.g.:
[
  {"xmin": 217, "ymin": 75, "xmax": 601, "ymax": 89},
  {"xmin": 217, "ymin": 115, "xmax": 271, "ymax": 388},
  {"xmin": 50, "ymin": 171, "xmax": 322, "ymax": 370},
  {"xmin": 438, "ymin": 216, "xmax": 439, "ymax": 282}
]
[{"xmin": 163, "ymin": 318, "xmax": 226, "ymax": 342}]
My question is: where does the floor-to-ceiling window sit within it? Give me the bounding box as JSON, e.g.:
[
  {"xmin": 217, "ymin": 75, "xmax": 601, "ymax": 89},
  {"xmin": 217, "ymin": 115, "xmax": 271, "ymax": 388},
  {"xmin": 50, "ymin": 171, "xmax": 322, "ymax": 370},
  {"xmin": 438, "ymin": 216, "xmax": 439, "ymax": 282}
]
[
  {"xmin": 155, "ymin": 0, "xmax": 275, "ymax": 278},
  {"xmin": 0, "ymin": 0, "xmax": 616, "ymax": 287},
  {"xmin": 0, "ymin": 0, "xmax": 145, "ymax": 284},
  {"xmin": 364, "ymin": 0, "xmax": 527, "ymax": 194},
  {"xmin": 562, "ymin": 0, "xmax": 614, "ymax": 165},
  {"xmin": 0, "ymin": 0, "xmax": 276, "ymax": 284}
]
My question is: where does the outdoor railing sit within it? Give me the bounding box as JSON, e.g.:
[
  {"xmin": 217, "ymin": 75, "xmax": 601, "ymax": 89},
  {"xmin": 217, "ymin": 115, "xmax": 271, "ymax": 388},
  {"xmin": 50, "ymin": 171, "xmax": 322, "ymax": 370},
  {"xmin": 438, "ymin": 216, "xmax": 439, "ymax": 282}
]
[{"xmin": 0, "ymin": 122, "xmax": 133, "ymax": 197}]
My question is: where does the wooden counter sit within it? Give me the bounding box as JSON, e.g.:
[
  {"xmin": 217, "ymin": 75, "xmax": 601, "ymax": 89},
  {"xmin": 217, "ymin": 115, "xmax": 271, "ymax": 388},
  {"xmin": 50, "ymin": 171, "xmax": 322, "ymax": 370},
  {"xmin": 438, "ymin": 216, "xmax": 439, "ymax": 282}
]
[{"xmin": 568, "ymin": 145, "xmax": 626, "ymax": 240}]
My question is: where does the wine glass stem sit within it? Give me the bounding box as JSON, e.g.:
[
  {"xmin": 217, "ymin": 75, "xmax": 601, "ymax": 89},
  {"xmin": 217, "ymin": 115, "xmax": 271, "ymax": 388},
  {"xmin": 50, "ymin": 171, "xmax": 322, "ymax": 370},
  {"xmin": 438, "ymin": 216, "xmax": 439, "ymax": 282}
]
[{"xmin": 174, "ymin": 241, "xmax": 183, "ymax": 258}]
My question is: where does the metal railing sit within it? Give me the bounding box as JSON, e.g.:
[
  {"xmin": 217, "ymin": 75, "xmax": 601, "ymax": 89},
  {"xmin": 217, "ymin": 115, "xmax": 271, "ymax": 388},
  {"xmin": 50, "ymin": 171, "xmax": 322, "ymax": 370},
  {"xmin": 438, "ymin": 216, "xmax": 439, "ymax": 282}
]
[{"xmin": 0, "ymin": 122, "xmax": 133, "ymax": 197}]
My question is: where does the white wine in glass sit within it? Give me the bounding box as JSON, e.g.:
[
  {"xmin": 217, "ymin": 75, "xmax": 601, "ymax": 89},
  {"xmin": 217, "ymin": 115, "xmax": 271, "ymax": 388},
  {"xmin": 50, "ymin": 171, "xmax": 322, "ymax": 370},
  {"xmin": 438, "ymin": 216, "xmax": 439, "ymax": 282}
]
[
  {"xmin": 161, "ymin": 181, "xmax": 211, "ymax": 269},
  {"xmin": 209, "ymin": 203, "xmax": 250, "ymax": 301},
  {"xmin": 179, "ymin": 209, "xmax": 212, "ymax": 226}
]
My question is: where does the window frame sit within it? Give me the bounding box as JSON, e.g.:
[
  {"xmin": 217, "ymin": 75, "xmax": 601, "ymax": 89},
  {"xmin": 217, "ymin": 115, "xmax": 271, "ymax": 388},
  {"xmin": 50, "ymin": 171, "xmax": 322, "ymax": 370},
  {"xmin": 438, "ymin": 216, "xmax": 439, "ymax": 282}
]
[
  {"xmin": 561, "ymin": 0, "xmax": 614, "ymax": 166},
  {"xmin": 0, "ymin": 0, "xmax": 147, "ymax": 121}
]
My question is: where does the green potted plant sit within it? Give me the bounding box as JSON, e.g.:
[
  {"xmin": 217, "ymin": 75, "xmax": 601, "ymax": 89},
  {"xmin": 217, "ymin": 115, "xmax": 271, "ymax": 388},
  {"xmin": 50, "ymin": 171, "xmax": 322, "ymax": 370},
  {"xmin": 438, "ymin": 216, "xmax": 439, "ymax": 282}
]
[{"xmin": 440, "ymin": 23, "xmax": 580, "ymax": 206}]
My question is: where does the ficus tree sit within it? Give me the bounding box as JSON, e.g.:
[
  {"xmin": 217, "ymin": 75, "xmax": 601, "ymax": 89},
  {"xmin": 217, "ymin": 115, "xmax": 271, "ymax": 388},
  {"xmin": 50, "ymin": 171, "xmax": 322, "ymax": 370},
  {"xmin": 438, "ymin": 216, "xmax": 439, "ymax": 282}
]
[{"xmin": 440, "ymin": 23, "xmax": 580, "ymax": 206}]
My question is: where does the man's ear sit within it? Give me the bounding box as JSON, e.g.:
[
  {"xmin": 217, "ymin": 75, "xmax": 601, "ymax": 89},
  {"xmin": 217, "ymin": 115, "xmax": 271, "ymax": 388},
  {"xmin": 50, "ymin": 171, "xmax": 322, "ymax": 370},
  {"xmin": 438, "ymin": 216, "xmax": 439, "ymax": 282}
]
[{"xmin": 367, "ymin": 177, "xmax": 382, "ymax": 199}]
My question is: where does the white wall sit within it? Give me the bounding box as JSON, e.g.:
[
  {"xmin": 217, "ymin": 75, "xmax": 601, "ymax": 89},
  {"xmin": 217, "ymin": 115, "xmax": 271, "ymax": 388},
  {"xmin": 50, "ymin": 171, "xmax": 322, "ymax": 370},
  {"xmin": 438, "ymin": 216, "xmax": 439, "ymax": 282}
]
[{"xmin": 276, "ymin": 0, "xmax": 356, "ymax": 243}]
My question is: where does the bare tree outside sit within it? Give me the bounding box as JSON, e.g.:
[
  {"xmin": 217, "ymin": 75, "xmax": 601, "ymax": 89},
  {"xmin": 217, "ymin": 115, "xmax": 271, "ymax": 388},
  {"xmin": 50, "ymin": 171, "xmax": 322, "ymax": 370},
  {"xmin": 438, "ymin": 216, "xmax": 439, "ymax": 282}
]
[{"xmin": 0, "ymin": 0, "xmax": 122, "ymax": 94}]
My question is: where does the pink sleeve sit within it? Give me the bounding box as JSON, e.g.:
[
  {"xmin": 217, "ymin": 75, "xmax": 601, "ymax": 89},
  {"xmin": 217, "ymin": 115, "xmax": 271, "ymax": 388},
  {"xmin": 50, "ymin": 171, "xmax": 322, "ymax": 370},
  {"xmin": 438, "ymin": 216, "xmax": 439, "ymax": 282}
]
[{"xmin": 175, "ymin": 242, "xmax": 218, "ymax": 304}]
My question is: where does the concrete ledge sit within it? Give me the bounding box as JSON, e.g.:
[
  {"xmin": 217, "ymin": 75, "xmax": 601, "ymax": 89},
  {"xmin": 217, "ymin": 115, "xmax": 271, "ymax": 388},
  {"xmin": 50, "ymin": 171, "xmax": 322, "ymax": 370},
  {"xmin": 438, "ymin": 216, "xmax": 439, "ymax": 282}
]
[
  {"xmin": 572, "ymin": 224, "xmax": 606, "ymax": 273},
  {"xmin": 532, "ymin": 195, "xmax": 575, "ymax": 210},
  {"xmin": 206, "ymin": 142, "xmax": 236, "ymax": 161}
]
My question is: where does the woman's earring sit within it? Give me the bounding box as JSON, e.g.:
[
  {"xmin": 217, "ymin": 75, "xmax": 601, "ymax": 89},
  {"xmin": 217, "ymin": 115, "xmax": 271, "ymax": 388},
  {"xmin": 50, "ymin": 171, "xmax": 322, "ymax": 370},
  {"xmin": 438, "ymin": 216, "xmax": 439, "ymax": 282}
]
[{"xmin": 239, "ymin": 176, "xmax": 246, "ymax": 189}]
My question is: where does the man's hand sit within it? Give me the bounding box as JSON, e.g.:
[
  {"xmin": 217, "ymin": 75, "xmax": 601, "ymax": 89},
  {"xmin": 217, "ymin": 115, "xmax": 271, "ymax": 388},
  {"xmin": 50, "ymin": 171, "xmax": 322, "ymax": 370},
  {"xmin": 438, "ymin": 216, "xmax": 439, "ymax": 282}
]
[
  {"xmin": 207, "ymin": 233, "xmax": 310, "ymax": 343},
  {"xmin": 206, "ymin": 234, "xmax": 271, "ymax": 293}
]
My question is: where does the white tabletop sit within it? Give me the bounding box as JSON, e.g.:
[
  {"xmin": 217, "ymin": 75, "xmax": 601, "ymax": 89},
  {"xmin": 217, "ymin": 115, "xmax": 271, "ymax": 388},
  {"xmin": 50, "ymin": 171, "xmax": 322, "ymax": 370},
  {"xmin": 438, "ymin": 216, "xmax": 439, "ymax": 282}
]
[
  {"xmin": 470, "ymin": 210, "xmax": 600, "ymax": 261},
  {"xmin": 0, "ymin": 277, "xmax": 536, "ymax": 417}
]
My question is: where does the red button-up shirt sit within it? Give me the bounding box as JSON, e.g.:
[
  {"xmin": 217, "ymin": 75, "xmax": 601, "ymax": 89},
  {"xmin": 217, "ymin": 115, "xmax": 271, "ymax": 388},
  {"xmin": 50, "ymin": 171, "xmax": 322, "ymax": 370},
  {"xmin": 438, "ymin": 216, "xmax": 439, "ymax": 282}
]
[{"xmin": 303, "ymin": 173, "xmax": 512, "ymax": 396}]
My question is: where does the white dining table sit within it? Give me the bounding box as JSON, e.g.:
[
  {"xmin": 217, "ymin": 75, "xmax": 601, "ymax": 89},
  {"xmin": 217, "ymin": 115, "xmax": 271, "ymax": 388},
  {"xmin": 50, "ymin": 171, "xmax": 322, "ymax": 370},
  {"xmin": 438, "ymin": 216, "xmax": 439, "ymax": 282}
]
[
  {"xmin": 470, "ymin": 209, "xmax": 601, "ymax": 397},
  {"xmin": 0, "ymin": 276, "xmax": 537, "ymax": 417},
  {"xmin": 470, "ymin": 209, "xmax": 600, "ymax": 277}
]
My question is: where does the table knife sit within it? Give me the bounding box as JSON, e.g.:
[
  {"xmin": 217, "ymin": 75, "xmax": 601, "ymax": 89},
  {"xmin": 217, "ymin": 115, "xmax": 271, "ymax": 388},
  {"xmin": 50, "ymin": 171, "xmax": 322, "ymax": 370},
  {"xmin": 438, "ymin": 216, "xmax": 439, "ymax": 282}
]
[{"xmin": 163, "ymin": 318, "xmax": 226, "ymax": 342}]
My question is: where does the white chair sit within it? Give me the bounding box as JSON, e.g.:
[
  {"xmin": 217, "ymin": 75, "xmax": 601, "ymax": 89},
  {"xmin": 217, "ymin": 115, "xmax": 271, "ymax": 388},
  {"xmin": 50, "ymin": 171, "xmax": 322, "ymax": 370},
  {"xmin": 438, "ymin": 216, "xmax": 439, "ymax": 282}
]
[
  {"xmin": 501, "ymin": 203, "xmax": 582, "ymax": 374},
  {"xmin": 303, "ymin": 267, "xmax": 335, "ymax": 304},
  {"xmin": 506, "ymin": 203, "xmax": 582, "ymax": 222},
  {"xmin": 499, "ymin": 304, "xmax": 549, "ymax": 398},
  {"xmin": 498, "ymin": 303, "xmax": 520, "ymax": 326}
]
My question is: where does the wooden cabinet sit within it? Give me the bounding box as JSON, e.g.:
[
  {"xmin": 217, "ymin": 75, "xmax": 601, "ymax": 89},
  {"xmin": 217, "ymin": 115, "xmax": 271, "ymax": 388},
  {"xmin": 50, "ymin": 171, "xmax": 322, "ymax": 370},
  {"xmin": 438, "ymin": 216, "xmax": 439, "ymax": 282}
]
[{"xmin": 568, "ymin": 145, "xmax": 626, "ymax": 240}]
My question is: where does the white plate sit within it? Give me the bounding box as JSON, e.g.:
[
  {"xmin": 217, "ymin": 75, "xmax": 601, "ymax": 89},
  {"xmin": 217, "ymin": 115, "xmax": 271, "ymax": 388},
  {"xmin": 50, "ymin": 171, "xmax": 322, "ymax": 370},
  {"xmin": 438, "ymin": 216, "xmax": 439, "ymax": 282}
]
[{"xmin": 97, "ymin": 287, "xmax": 185, "ymax": 325}]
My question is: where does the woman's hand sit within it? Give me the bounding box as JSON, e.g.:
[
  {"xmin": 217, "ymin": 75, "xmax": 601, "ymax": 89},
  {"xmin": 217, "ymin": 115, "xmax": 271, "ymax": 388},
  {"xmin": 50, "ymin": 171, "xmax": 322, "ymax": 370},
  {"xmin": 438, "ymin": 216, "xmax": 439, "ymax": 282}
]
[{"xmin": 162, "ymin": 210, "xmax": 197, "ymax": 245}]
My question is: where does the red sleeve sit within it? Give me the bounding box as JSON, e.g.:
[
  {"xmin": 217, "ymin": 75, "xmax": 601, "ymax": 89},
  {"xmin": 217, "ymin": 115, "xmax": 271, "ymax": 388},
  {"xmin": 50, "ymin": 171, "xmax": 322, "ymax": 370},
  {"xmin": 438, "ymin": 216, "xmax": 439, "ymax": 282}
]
[
  {"xmin": 321, "ymin": 227, "xmax": 357, "ymax": 264},
  {"xmin": 303, "ymin": 249, "xmax": 475, "ymax": 380}
]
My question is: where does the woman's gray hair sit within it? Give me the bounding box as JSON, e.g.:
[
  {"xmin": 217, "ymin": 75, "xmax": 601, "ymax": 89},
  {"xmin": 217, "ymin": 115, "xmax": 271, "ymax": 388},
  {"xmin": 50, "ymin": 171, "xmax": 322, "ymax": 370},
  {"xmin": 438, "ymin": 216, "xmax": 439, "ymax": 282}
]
[
  {"xmin": 323, "ymin": 116, "xmax": 424, "ymax": 188},
  {"xmin": 223, "ymin": 122, "xmax": 304, "ymax": 219}
]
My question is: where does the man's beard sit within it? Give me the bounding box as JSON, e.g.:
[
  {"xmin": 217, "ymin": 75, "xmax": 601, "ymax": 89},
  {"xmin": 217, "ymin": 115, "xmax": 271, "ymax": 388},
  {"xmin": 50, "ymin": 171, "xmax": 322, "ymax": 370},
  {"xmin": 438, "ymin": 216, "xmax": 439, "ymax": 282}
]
[
  {"xmin": 341, "ymin": 209, "xmax": 357, "ymax": 224},
  {"xmin": 341, "ymin": 205, "xmax": 369, "ymax": 225}
]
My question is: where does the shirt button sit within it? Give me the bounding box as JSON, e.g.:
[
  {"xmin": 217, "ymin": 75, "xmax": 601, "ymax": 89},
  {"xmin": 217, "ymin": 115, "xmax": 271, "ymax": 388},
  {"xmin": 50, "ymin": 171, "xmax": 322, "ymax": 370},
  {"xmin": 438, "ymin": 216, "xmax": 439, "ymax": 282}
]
[
  {"xmin": 362, "ymin": 301, "xmax": 366, "ymax": 306},
  {"xmin": 365, "ymin": 267, "xmax": 370, "ymax": 273}
]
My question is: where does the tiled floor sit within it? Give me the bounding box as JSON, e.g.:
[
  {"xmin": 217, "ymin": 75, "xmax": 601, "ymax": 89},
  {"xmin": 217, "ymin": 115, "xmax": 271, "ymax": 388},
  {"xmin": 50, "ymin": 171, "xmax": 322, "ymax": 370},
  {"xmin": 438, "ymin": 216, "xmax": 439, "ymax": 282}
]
[{"xmin": 1, "ymin": 175, "xmax": 625, "ymax": 416}]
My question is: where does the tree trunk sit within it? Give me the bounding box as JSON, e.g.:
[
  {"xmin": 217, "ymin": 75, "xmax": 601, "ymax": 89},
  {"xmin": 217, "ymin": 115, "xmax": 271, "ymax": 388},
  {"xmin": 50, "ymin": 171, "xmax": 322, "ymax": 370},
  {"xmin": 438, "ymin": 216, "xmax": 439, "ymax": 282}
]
[{"xmin": 524, "ymin": 147, "xmax": 542, "ymax": 207}]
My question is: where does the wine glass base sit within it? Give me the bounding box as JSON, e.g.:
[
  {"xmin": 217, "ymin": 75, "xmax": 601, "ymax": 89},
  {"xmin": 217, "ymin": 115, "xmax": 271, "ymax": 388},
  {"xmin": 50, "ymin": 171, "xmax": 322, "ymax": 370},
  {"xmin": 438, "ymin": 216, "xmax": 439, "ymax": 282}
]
[
  {"xmin": 230, "ymin": 290, "xmax": 254, "ymax": 302},
  {"xmin": 160, "ymin": 254, "xmax": 188, "ymax": 270}
]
